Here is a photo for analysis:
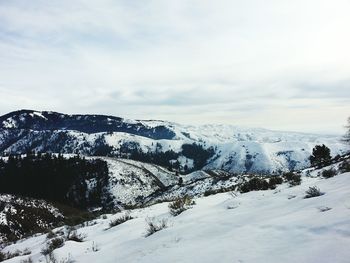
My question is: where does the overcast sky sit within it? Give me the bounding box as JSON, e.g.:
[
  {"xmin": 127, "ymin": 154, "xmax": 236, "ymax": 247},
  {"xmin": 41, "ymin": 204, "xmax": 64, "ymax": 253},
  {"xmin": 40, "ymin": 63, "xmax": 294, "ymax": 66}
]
[{"xmin": 0, "ymin": 0, "xmax": 349, "ymax": 134}]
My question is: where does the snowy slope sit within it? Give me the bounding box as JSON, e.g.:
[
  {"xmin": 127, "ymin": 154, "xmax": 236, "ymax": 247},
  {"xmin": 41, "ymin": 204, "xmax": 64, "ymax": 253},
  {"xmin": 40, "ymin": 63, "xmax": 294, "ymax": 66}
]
[
  {"xmin": 2, "ymin": 169, "xmax": 350, "ymax": 262},
  {"xmin": 89, "ymin": 157, "xmax": 238, "ymax": 207},
  {"xmin": 96, "ymin": 157, "xmax": 178, "ymax": 206},
  {"xmin": 0, "ymin": 195, "xmax": 63, "ymax": 243},
  {"xmin": 92, "ymin": 157, "xmax": 246, "ymax": 207}
]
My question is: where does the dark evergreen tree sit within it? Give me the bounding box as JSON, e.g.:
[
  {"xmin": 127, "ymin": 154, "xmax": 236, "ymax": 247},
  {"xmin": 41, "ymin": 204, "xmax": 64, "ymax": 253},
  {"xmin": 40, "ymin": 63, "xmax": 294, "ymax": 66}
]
[{"xmin": 309, "ymin": 144, "xmax": 331, "ymax": 167}]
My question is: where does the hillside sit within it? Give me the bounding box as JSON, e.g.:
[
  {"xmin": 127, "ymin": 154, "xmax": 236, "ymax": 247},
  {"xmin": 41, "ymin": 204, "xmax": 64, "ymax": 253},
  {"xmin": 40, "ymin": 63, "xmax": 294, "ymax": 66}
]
[
  {"xmin": 0, "ymin": 110, "xmax": 348, "ymax": 174},
  {"xmin": 1, "ymin": 162, "xmax": 349, "ymax": 262}
]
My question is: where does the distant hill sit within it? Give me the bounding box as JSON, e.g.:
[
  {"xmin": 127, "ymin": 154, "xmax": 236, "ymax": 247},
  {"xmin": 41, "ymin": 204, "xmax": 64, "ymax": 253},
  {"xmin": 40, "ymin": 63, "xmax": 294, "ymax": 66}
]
[{"xmin": 0, "ymin": 109, "xmax": 348, "ymax": 174}]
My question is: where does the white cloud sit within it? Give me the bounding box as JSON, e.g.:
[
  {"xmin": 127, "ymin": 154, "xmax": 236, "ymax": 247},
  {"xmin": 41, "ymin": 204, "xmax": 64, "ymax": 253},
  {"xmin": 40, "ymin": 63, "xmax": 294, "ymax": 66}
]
[{"xmin": 0, "ymin": 0, "xmax": 349, "ymax": 134}]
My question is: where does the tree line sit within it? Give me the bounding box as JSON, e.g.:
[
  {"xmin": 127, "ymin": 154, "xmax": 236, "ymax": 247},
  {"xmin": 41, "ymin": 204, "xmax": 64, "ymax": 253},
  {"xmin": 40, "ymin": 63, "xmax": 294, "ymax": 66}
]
[{"xmin": 0, "ymin": 153, "xmax": 113, "ymax": 210}]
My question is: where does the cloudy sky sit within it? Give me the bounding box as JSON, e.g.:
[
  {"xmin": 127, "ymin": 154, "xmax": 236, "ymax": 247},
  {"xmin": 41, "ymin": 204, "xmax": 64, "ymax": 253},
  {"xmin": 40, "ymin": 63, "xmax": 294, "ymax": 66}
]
[{"xmin": 0, "ymin": 0, "xmax": 349, "ymax": 134}]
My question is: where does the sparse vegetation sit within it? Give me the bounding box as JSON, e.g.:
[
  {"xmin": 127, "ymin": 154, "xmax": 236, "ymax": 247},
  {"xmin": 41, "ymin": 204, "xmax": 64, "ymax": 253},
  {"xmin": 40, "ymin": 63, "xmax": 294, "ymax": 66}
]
[
  {"xmin": 145, "ymin": 218, "xmax": 168, "ymax": 237},
  {"xmin": 0, "ymin": 195, "xmax": 64, "ymax": 242},
  {"xmin": 237, "ymin": 174, "xmax": 289, "ymax": 193},
  {"xmin": 168, "ymin": 196, "xmax": 195, "ymax": 216},
  {"xmin": 268, "ymin": 176, "xmax": 283, "ymax": 189},
  {"xmin": 339, "ymin": 159, "xmax": 350, "ymax": 173},
  {"xmin": 46, "ymin": 230, "xmax": 57, "ymax": 239},
  {"xmin": 304, "ymin": 186, "xmax": 324, "ymax": 199},
  {"xmin": 20, "ymin": 257, "xmax": 33, "ymax": 263},
  {"xmin": 49, "ymin": 236, "xmax": 65, "ymax": 250},
  {"xmin": 0, "ymin": 251, "xmax": 5, "ymax": 262},
  {"xmin": 109, "ymin": 214, "xmax": 134, "ymax": 228},
  {"xmin": 41, "ymin": 237, "xmax": 65, "ymax": 261},
  {"xmin": 0, "ymin": 248, "xmax": 31, "ymax": 262},
  {"xmin": 203, "ymin": 186, "xmax": 236, "ymax": 196},
  {"xmin": 283, "ymin": 172, "xmax": 301, "ymax": 186},
  {"xmin": 66, "ymin": 227, "xmax": 86, "ymax": 242},
  {"xmin": 55, "ymin": 203, "xmax": 98, "ymax": 227},
  {"xmin": 240, "ymin": 177, "xmax": 269, "ymax": 193},
  {"xmin": 321, "ymin": 168, "xmax": 337, "ymax": 178}
]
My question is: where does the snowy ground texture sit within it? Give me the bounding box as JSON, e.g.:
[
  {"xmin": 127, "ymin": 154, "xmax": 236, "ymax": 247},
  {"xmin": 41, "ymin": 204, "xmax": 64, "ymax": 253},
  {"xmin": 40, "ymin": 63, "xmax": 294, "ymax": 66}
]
[{"xmin": 2, "ymin": 171, "xmax": 350, "ymax": 262}]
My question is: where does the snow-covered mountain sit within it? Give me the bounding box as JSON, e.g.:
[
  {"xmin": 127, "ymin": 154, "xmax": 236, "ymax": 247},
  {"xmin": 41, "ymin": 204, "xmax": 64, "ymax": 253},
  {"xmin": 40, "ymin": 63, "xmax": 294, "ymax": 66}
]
[
  {"xmin": 2, "ymin": 160, "xmax": 350, "ymax": 263},
  {"xmin": 0, "ymin": 110, "xmax": 348, "ymax": 174}
]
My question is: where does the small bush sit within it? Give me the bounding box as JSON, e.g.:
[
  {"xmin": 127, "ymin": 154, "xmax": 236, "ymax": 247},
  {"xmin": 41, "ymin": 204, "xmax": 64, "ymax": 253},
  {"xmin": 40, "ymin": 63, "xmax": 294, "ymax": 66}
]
[
  {"xmin": 168, "ymin": 196, "xmax": 194, "ymax": 216},
  {"xmin": 203, "ymin": 186, "xmax": 236, "ymax": 197},
  {"xmin": 145, "ymin": 218, "xmax": 167, "ymax": 237},
  {"xmin": 41, "ymin": 251, "xmax": 58, "ymax": 263},
  {"xmin": 20, "ymin": 257, "xmax": 33, "ymax": 263},
  {"xmin": 0, "ymin": 249, "xmax": 31, "ymax": 262},
  {"xmin": 240, "ymin": 177, "xmax": 269, "ymax": 193},
  {"xmin": 284, "ymin": 172, "xmax": 301, "ymax": 186},
  {"xmin": 268, "ymin": 176, "xmax": 283, "ymax": 189},
  {"xmin": 305, "ymin": 186, "xmax": 324, "ymax": 199},
  {"xmin": 41, "ymin": 237, "xmax": 65, "ymax": 256},
  {"xmin": 339, "ymin": 159, "xmax": 350, "ymax": 173},
  {"xmin": 50, "ymin": 237, "xmax": 65, "ymax": 250},
  {"xmin": 67, "ymin": 230, "xmax": 86, "ymax": 242},
  {"xmin": 46, "ymin": 230, "xmax": 57, "ymax": 239},
  {"xmin": 322, "ymin": 168, "xmax": 336, "ymax": 178},
  {"xmin": 40, "ymin": 246, "xmax": 52, "ymax": 257},
  {"xmin": 109, "ymin": 214, "xmax": 134, "ymax": 228}
]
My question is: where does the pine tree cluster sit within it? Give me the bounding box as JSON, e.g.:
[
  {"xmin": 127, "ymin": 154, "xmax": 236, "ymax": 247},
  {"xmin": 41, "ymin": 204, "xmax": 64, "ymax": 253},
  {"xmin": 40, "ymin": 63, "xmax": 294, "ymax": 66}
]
[{"xmin": 0, "ymin": 153, "xmax": 112, "ymax": 209}]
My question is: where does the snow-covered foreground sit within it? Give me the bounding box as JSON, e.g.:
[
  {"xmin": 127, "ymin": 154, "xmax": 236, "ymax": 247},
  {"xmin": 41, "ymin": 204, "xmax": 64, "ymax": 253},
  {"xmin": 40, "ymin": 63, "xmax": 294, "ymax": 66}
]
[{"xmin": 3, "ymin": 173, "xmax": 350, "ymax": 263}]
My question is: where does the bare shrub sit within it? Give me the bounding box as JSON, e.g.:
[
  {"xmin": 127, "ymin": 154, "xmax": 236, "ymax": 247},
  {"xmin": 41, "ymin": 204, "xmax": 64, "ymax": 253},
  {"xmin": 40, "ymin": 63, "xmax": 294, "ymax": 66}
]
[
  {"xmin": 0, "ymin": 248, "xmax": 32, "ymax": 262},
  {"xmin": 145, "ymin": 218, "xmax": 168, "ymax": 237},
  {"xmin": 305, "ymin": 186, "xmax": 324, "ymax": 199},
  {"xmin": 41, "ymin": 236, "xmax": 65, "ymax": 262},
  {"xmin": 168, "ymin": 196, "xmax": 194, "ymax": 216},
  {"xmin": 20, "ymin": 257, "xmax": 33, "ymax": 263},
  {"xmin": 66, "ymin": 228, "xmax": 86, "ymax": 242},
  {"xmin": 109, "ymin": 214, "xmax": 134, "ymax": 228}
]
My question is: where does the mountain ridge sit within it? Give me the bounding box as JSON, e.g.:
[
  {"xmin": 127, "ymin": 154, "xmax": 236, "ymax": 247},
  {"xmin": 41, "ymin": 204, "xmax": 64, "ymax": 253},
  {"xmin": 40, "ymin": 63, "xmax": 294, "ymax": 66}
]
[{"xmin": 0, "ymin": 109, "xmax": 348, "ymax": 174}]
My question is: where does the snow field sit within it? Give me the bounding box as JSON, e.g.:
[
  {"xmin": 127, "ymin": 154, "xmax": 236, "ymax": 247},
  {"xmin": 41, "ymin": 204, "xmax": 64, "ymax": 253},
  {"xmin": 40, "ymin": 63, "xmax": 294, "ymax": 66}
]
[{"xmin": 3, "ymin": 172, "xmax": 350, "ymax": 263}]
